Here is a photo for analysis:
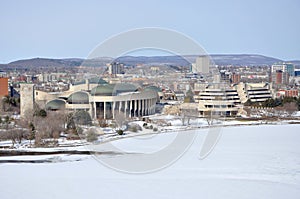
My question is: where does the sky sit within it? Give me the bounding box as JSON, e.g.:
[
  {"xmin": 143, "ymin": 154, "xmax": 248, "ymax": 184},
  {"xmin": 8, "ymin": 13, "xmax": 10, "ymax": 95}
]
[{"xmin": 0, "ymin": 0, "xmax": 299, "ymax": 63}]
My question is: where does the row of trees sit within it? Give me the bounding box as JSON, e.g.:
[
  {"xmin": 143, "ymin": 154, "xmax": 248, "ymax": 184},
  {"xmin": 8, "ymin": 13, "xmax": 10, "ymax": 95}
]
[
  {"xmin": 244, "ymin": 96, "xmax": 300, "ymax": 117},
  {"xmin": 245, "ymin": 96, "xmax": 300, "ymax": 110}
]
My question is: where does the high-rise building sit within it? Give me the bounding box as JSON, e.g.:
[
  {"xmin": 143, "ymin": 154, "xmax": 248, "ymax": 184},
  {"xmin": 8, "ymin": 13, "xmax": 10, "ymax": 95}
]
[
  {"xmin": 276, "ymin": 70, "xmax": 283, "ymax": 84},
  {"xmin": 271, "ymin": 70, "xmax": 289, "ymax": 85},
  {"xmin": 108, "ymin": 62, "xmax": 124, "ymax": 76},
  {"xmin": 285, "ymin": 63, "xmax": 295, "ymax": 77},
  {"xmin": 0, "ymin": 77, "xmax": 9, "ymax": 97},
  {"xmin": 220, "ymin": 71, "xmax": 231, "ymax": 83},
  {"xmin": 231, "ymin": 73, "xmax": 241, "ymax": 84},
  {"xmin": 192, "ymin": 55, "xmax": 210, "ymax": 74},
  {"xmin": 271, "ymin": 63, "xmax": 295, "ymax": 77}
]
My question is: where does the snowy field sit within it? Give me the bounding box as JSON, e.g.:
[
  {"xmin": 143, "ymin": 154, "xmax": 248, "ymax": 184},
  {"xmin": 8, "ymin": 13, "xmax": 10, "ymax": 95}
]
[{"xmin": 0, "ymin": 124, "xmax": 300, "ymax": 199}]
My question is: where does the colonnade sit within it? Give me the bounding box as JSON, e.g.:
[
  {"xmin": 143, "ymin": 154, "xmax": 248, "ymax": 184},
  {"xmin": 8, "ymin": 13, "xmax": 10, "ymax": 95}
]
[{"xmin": 92, "ymin": 98, "xmax": 157, "ymax": 119}]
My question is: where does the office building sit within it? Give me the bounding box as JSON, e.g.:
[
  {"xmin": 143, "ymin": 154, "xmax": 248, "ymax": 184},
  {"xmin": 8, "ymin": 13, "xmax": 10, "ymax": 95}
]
[
  {"xmin": 192, "ymin": 55, "xmax": 210, "ymax": 74},
  {"xmin": 108, "ymin": 62, "xmax": 124, "ymax": 76}
]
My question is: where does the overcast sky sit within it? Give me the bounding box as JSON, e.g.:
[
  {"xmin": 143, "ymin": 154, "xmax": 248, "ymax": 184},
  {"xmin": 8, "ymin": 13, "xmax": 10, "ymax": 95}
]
[{"xmin": 0, "ymin": 0, "xmax": 299, "ymax": 63}]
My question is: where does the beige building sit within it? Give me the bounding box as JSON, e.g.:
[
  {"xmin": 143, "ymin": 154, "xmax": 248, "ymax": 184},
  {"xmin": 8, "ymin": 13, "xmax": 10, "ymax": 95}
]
[
  {"xmin": 20, "ymin": 84, "xmax": 35, "ymax": 118},
  {"xmin": 197, "ymin": 82, "xmax": 273, "ymax": 116},
  {"xmin": 198, "ymin": 84, "xmax": 241, "ymax": 116},
  {"xmin": 33, "ymin": 78, "xmax": 158, "ymax": 120},
  {"xmin": 235, "ymin": 82, "xmax": 273, "ymax": 103}
]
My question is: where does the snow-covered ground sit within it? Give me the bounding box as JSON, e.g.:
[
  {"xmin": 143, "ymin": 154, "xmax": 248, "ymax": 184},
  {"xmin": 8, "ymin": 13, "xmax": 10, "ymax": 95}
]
[{"xmin": 0, "ymin": 124, "xmax": 300, "ymax": 199}]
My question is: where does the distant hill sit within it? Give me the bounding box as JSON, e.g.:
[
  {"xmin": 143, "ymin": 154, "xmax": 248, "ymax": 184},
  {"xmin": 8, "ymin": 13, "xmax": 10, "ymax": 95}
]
[
  {"xmin": 116, "ymin": 54, "xmax": 285, "ymax": 66},
  {"xmin": 4, "ymin": 58, "xmax": 84, "ymax": 68},
  {"xmin": 1, "ymin": 54, "xmax": 299, "ymax": 68},
  {"xmin": 210, "ymin": 54, "xmax": 283, "ymax": 66}
]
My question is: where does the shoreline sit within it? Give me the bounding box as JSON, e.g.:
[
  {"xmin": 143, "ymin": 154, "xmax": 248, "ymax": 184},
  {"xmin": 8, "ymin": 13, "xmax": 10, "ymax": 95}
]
[{"xmin": 0, "ymin": 121, "xmax": 299, "ymax": 158}]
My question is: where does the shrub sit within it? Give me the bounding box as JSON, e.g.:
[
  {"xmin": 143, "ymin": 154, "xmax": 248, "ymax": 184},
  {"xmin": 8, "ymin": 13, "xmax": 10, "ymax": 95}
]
[
  {"xmin": 76, "ymin": 126, "xmax": 83, "ymax": 135},
  {"xmin": 128, "ymin": 125, "xmax": 138, "ymax": 132},
  {"xmin": 39, "ymin": 109, "xmax": 47, "ymax": 117},
  {"xmin": 98, "ymin": 118, "xmax": 108, "ymax": 127},
  {"xmin": 116, "ymin": 129, "xmax": 124, "ymax": 135},
  {"xmin": 74, "ymin": 110, "xmax": 92, "ymax": 125},
  {"xmin": 153, "ymin": 127, "xmax": 158, "ymax": 132},
  {"xmin": 149, "ymin": 125, "xmax": 153, "ymax": 129},
  {"xmin": 86, "ymin": 129, "xmax": 98, "ymax": 142},
  {"xmin": 143, "ymin": 123, "xmax": 148, "ymax": 127}
]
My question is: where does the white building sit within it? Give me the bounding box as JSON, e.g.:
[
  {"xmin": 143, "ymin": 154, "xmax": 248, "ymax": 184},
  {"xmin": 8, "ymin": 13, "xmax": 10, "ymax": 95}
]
[
  {"xmin": 235, "ymin": 82, "xmax": 273, "ymax": 103},
  {"xmin": 191, "ymin": 55, "xmax": 210, "ymax": 74},
  {"xmin": 197, "ymin": 82, "xmax": 274, "ymax": 116},
  {"xmin": 198, "ymin": 84, "xmax": 241, "ymax": 116}
]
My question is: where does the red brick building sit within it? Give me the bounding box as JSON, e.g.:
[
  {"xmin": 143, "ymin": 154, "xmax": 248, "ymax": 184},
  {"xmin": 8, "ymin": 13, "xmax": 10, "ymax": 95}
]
[
  {"xmin": 231, "ymin": 73, "xmax": 241, "ymax": 84},
  {"xmin": 276, "ymin": 89, "xmax": 299, "ymax": 98},
  {"xmin": 0, "ymin": 77, "xmax": 9, "ymax": 97}
]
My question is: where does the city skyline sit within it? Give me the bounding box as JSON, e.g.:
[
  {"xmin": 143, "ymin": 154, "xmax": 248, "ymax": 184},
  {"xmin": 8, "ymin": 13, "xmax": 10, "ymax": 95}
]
[{"xmin": 1, "ymin": 0, "xmax": 300, "ymax": 63}]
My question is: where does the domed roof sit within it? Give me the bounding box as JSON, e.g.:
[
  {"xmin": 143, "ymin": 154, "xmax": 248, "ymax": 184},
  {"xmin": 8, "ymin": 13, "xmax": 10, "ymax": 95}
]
[
  {"xmin": 72, "ymin": 78, "xmax": 107, "ymax": 85},
  {"xmin": 67, "ymin": 91, "xmax": 89, "ymax": 104},
  {"xmin": 90, "ymin": 83, "xmax": 138, "ymax": 96},
  {"xmin": 144, "ymin": 86, "xmax": 162, "ymax": 92},
  {"xmin": 45, "ymin": 99, "xmax": 66, "ymax": 110},
  {"xmin": 88, "ymin": 77, "xmax": 107, "ymax": 84},
  {"xmin": 72, "ymin": 80, "xmax": 86, "ymax": 85}
]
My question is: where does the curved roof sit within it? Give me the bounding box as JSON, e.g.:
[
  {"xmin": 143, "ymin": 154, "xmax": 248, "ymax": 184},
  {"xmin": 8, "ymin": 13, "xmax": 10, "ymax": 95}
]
[
  {"xmin": 45, "ymin": 99, "xmax": 66, "ymax": 110},
  {"xmin": 88, "ymin": 77, "xmax": 107, "ymax": 84},
  {"xmin": 73, "ymin": 80, "xmax": 86, "ymax": 85},
  {"xmin": 72, "ymin": 78, "xmax": 107, "ymax": 85},
  {"xmin": 90, "ymin": 83, "xmax": 138, "ymax": 96},
  {"xmin": 67, "ymin": 91, "xmax": 89, "ymax": 104},
  {"xmin": 144, "ymin": 86, "xmax": 162, "ymax": 92}
]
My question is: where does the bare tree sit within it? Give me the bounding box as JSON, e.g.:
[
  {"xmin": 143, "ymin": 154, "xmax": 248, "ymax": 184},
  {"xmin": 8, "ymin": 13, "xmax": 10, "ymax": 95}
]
[
  {"xmin": 283, "ymin": 102, "xmax": 298, "ymax": 117},
  {"xmin": 33, "ymin": 111, "xmax": 66, "ymax": 146},
  {"xmin": 114, "ymin": 111, "xmax": 126, "ymax": 129},
  {"xmin": 1, "ymin": 128, "xmax": 26, "ymax": 148},
  {"xmin": 204, "ymin": 111, "xmax": 220, "ymax": 125}
]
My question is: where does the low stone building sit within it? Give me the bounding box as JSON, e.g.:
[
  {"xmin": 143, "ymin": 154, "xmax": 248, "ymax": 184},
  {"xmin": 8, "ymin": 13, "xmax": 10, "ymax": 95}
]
[{"xmin": 22, "ymin": 78, "xmax": 158, "ymax": 120}]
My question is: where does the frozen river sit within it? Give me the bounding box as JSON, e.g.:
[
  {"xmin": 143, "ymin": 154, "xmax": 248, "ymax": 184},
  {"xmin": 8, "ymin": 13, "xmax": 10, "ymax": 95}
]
[{"xmin": 0, "ymin": 124, "xmax": 299, "ymax": 199}]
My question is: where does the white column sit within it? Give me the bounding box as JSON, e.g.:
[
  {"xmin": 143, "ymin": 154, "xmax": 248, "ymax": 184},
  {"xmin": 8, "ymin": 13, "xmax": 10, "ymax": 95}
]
[
  {"xmin": 119, "ymin": 101, "xmax": 122, "ymax": 114},
  {"xmin": 140, "ymin": 100, "xmax": 142, "ymax": 116},
  {"xmin": 125, "ymin": 100, "xmax": 128, "ymax": 117},
  {"xmin": 103, "ymin": 101, "xmax": 106, "ymax": 119},
  {"xmin": 134, "ymin": 100, "xmax": 137, "ymax": 117},
  {"xmin": 145, "ymin": 99, "xmax": 148, "ymax": 115},
  {"xmin": 152, "ymin": 98, "xmax": 155, "ymax": 114},
  {"xmin": 149, "ymin": 98, "xmax": 153, "ymax": 114},
  {"xmin": 129, "ymin": 100, "xmax": 132, "ymax": 118},
  {"xmin": 111, "ymin": 101, "xmax": 116, "ymax": 119},
  {"xmin": 93, "ymin": 102, "xmax": 97, "ymax": 119},
  {"xmin": 142, "ymin": 99, "xmax": 145, "ymax": 116}
]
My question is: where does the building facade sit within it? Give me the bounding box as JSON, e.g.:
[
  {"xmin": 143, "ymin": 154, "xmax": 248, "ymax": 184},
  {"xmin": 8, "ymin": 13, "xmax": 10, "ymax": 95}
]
[
  {"xmin": 20, "ymin": 84, "xmax": 35, "ymax": 118},
  {"xmin": 271, "ymin": 70, "xmax": 289, "ymax": 86},
  {"xmin": 108, "ymin": 62, "xmax": 124, "ymax": 76},
  {"xmin": 276, "ymin": 89, "xmax": 299, "ymax": 98},
  {"xmin": 0, "ymin": 77, "xmax": 9, "ymax": 97},
  {"xmin": 198, "ymin": 84, "xmax": 241, "ymax": 116},
  {"xmin": 197, "ymin": 82, "xmax": 274, "ymax": 116},
  {"xmin": 236, "ymin": 82, "xmax": 273, "ymax": 102},
  {"xmin": 191, "ymin": 55, "xmax": 210, "ymax": 74},
  {"xmin": 33, "ymin": 78, "xmax": 158, "ymax": 120}
]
